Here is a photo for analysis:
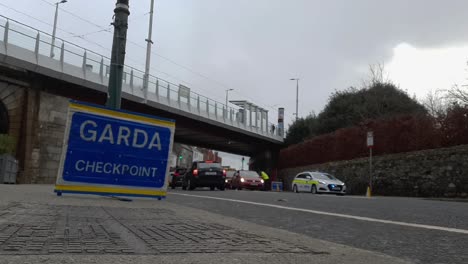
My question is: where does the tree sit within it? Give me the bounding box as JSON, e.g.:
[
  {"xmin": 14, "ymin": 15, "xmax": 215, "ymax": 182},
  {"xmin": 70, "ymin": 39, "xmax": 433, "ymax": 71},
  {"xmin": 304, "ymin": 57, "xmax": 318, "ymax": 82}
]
[
  {"xmin": 316, "ymin": 81, "xmax": 427, "ymax": 134},
  {"xmin": 284, "ymin": 64, "xmax": 427, "ymax": 144},
  {"xmin": 285, "ymin": 114, "xmax": 318, "ymax": 145},
  {"xmin": 446, "ymin": 84, "xmax": 468, "ymax": 106},
  {"xmin": 422, "ymin": 90, "xmax": 448, "ymax": 118},
  {"xmin": 439, "ymin": 103, "xmax": 468, "ymax": 146}
]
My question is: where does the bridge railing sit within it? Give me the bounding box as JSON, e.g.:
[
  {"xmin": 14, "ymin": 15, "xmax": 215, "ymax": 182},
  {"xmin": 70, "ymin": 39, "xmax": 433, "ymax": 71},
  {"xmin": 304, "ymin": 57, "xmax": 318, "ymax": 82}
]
[{"xmin": 0, "ymin": 15, "xmax": 283, "ymax": 141}]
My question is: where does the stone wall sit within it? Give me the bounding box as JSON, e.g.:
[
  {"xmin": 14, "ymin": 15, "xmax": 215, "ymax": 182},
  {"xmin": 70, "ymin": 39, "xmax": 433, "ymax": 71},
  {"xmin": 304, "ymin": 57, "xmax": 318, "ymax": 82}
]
[
  {"xmin": 1, "ymin": 80, "xmax": 68, "ymax": 184},
  {"xmin": 34, "ymin": 92, "xmax": 68, "ymax": 183},
  {"xmin": 279, "ymin": 145, "xmax": 468, "ymax": 197}
]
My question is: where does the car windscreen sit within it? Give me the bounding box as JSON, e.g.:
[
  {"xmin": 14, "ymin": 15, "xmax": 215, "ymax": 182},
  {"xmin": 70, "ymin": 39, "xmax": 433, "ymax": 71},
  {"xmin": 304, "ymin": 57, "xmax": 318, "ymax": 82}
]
[
  {"xmin": 315, "ymin": 173, "xmax": 337, "ymax": 180},
  {"xmin": 226, "ymin": 171, "xmax": 235, "ymax": 178},
  {"xmin": 314, "ymin": 174, "xmax": 331, "ymax": 180},
  {"xmin": 240, "ymin": 171, "xmax": 260, "ymax": 178},
  {"xmin": 323, "ymin": 173, "xmax": 337, "ymax": 180},
  {"xmin": 198, "ymin": 163, "xmax": 222, "ymax": 169}
]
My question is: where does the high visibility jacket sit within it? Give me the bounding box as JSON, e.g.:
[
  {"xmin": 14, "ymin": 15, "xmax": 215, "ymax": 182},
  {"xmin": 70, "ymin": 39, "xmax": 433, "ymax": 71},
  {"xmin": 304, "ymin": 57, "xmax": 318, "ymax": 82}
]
[{"xmin": 261, "ymin": 171, "xmax": 270, "ymax": 180}]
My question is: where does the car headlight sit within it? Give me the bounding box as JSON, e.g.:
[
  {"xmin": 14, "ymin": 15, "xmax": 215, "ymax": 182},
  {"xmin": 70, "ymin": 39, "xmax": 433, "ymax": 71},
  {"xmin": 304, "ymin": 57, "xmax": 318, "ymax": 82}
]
[
  {"xmin": 225, "ymin": 179, "xmax": 228, "ymax": 183},
  {"xmin": 240, "ymin": 178, "xmax": 245, "ymax": 183},
  {"xmin": 260, "ymin": 179, "xmax": 264, "ymax": 183}
]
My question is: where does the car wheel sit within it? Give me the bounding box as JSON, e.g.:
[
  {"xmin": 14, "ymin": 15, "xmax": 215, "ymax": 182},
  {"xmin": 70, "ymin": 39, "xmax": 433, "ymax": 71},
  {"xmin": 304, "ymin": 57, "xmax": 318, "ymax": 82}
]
[
  {"xmin": 238, "ymin": 187, "xmax": 243, "ymax": 190},
  {"xmin": 210, "ymin": 186, "xmax": 215, "ymax": 191},
  {"xmin": 218, "ymin": 185, "xmax": 225, "ymax": 191},
  {"xmin": 311, "ymin": 185, "xmax": 317, "ymax": 194},
  {"xmin": 293, "ymin": 185, "xmax": 298, "ymax": 193},
  {"xmin": 188, "ymin": 179, "xmax": 195, "ymax": 190},
  {"xmin": 337, "ymin": 193, "xmax": 345, "ymax": 196}
]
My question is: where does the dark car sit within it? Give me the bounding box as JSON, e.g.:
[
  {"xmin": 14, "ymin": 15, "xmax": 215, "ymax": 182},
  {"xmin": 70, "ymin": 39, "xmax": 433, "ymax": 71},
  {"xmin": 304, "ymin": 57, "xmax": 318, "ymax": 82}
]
[
  {"xmin": 231, "ymin": 170, "xmax": 264, "ymax": 190},
  {"xmin": 169, "ymin": 168, "xmax": 187, "ymax": 189},
  {"xmin": 182, "ymin": 161, "xmax": 226, "ymax": 191}
]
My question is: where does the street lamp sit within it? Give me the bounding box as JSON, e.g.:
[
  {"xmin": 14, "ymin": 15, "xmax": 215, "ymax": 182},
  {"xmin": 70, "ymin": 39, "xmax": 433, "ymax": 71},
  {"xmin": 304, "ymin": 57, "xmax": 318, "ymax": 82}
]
[
  {"xmin": 225, "ymin": 88, "xmax": 233, "ymax": 118},
  {"xmin": 225, "ymin": 89, "xmax": 234, "ymax": 107},
  {"xmin": 290, "ymin": 78, "xmax": 299, "ymax": 120},
  {"xmin": 143, "ymin": 0, "xmax": 155, "ymax": 103},
  {"xmin": 50, "ymin": 0, "xmax": 68, "ymax": 58}
]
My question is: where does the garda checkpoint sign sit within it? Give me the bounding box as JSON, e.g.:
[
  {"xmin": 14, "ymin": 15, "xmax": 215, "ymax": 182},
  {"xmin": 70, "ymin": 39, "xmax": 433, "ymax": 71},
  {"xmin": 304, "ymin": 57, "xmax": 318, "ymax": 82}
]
[{"xmin": 54, "ymin": 101, "xmax": 175, "ymax": 200}]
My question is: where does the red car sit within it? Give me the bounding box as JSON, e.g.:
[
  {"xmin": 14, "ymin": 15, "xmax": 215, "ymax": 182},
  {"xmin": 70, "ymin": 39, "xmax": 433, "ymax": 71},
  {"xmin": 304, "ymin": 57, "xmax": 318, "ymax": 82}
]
[
  {"xmin": 169, "ymin": 168, "xmax": 187, "ymax": 189},
  {"xmin": 231, "ymin": 170, "xmax": 264, "ymax": 190}
]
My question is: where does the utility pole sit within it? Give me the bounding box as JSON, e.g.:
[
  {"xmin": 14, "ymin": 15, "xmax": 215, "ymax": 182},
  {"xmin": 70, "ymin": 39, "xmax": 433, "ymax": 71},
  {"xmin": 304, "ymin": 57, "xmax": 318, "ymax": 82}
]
[
  {"xmin": 50, "ymin": 0, "xmax": 67, "ymax": 58},
  {"xmin": 143, "ymin": 0, "xmax": 155, "ymax": 103},
  {"xmin": 366, "ymin": 131, "xmax": 374, "ymax": 197},
  {"xmin": 290, "ymin": 78, "xmax": 299, "ymax": 120},
  {"xmin": 106, "ymin": 0, "xmax": 130, "ymax": 109},
  {"xmin": 369, "ymin": 147, "xmax": 373, "ymax": 190}
]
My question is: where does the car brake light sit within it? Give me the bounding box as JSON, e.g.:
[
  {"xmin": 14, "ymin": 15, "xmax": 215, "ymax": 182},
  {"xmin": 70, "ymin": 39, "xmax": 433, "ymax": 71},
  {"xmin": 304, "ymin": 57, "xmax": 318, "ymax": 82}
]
[
  {"xmin": 193, "ymin": 169, "xmax": 198, "ymax": 176},
  {"xmin": 223, "ymin": 170, "xmax": 226, "ymax": 177},
  {"xmin": 174, "ymin": 172, "xmax": 179, "ymax": 177}
]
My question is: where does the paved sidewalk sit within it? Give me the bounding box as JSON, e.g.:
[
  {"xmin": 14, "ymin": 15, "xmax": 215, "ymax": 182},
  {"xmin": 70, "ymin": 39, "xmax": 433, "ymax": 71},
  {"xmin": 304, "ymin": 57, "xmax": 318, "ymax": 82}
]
[{"xmin": 0, "ymin": 185, "xmax": 413, "ymax": 264}]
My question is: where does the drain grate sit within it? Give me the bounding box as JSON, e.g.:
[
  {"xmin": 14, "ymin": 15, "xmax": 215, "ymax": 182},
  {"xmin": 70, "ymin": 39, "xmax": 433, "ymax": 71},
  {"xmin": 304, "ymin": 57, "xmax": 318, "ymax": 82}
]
[{"xmin": 0, "ymin": 203, "xmax": 316, "ymax": 255}]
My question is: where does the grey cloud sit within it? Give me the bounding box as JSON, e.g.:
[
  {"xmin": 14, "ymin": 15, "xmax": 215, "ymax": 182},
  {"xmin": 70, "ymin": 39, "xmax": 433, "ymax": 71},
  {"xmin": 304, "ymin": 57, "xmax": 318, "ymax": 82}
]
[{"xmin": 3, "ymin": 0, "xmax": 468, "ymax": 125}]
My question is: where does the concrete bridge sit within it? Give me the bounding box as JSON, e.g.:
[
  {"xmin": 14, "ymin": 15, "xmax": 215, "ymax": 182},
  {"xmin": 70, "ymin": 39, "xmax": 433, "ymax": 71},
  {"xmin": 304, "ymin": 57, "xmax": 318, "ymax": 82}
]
[{"xmin": 0, "ymin": 15, "xmax": 283, "ymax": 183}]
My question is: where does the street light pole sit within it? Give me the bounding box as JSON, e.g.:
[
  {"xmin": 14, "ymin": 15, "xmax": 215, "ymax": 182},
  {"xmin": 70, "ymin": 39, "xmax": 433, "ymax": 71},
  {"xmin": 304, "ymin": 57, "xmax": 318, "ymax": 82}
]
[
  {"xmin": 50, "ymin": 0, "xmax": 67, "ymax": 58},
  {"xmin": 290, "ymin": 78, "xmax": 299, "ymax": 120},
  {"xmin": 225, "ymin": 89, "xmax": 233, "ymax": 108},
  {"xmin": 143, "ymin": 0, "xmax": 155, "ymax": 103},
  {"xmin": 106, "ymin": 0, "xmax": 130, "ymax": 109},
  {"xmin": 225, "ymin": 88, "xmax": 233, "ymax": 118}
]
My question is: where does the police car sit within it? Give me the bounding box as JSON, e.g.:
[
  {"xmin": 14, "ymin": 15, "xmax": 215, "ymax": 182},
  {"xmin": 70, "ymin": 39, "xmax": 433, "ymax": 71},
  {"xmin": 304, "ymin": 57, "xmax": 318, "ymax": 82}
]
[{"xmin": 291, "ymin": 171, "xmax": 346, "ymax": 195}]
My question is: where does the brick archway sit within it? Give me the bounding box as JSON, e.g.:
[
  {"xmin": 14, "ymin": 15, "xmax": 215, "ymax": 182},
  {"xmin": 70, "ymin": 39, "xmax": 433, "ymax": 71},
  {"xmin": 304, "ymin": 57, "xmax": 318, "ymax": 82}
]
[{"xmin": 0, "ymin": 99, "xmax": 8, "ymax": 134}]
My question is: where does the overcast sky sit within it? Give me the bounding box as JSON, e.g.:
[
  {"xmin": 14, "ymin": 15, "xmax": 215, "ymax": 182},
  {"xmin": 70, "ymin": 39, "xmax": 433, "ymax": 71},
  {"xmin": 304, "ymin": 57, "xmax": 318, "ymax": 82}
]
[{"xmin": 2, "ymin": 0, "xmax": 468, "ymax": 168}]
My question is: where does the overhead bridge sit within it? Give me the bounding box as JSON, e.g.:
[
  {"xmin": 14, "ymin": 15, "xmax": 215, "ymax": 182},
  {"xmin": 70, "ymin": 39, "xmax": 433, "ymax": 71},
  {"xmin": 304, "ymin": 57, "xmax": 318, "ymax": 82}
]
[{"xmin": 0, "ymin": 15, "xmax": 283, "ymax": 160}]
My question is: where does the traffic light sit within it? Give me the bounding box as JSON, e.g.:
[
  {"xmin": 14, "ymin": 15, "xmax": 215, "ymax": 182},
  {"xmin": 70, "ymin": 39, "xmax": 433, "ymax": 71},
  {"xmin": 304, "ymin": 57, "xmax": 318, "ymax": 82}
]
[{"xmin": 179, "ymin": 155, "xmax": 183, "ymax": 160}]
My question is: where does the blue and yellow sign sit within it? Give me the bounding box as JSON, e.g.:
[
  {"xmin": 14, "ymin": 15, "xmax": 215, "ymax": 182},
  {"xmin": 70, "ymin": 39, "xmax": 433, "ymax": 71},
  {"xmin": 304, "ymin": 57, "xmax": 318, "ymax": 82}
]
[{"xmin": 55, "ymin": 101, "xmax": 175, "ymax": 200}]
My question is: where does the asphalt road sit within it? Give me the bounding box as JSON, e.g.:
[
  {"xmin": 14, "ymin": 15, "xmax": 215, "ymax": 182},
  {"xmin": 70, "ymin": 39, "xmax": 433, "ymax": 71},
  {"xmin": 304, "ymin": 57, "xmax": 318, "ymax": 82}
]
[
  {"xmin": 0, "ymin": 185, "xmax": 413, "ymax": 264},
  {"xmin": 167, "ymin": 189, "xmax": 468, "ymax": 264}
]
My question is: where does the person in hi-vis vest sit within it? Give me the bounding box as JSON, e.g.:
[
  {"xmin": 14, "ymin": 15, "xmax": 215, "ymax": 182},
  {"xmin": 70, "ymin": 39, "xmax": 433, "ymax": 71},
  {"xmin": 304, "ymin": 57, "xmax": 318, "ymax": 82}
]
[{"xmin": 260, "ymin": 171, "xmax": 270, "ymax": 191}]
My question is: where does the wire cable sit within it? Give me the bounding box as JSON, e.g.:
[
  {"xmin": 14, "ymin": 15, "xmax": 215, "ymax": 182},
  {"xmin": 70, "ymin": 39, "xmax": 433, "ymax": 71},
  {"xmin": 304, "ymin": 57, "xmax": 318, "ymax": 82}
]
[
  {"xmin": 35, "ymin": 1, "xmax": 278, "ymax": 111},
  {"xmin": 20, "ymin": 0, "xmax": 280, "ymax": 112}
]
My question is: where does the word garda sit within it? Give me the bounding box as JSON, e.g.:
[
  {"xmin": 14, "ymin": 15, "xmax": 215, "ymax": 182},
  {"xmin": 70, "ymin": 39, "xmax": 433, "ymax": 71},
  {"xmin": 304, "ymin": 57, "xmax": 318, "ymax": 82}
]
[{"xmin": 79, "ymin": 120, "xmax": 162, "ymax": 150}]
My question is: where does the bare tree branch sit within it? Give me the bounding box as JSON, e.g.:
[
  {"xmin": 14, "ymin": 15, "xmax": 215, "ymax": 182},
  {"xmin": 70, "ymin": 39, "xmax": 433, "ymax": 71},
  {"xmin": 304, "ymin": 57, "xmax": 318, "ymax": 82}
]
[
  {"xmin": 422, "ymin": 90, "xmax": 448, "ymax": 117},
  {"xmin": 446, "ymin": 84, "xmax": 468, "ymax": 105}
]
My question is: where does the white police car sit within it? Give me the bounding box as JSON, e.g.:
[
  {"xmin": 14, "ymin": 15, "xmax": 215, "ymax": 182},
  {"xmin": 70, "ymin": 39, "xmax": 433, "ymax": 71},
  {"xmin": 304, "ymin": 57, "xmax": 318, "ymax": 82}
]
[{"xmin": 291, "ymin": 171, "xmax": 346, "ymax": 195}]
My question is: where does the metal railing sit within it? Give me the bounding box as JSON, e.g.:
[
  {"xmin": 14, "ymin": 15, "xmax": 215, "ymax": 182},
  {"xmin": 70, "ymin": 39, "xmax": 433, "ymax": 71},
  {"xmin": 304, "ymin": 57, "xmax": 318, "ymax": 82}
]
[{"xmin": 0, "ymin": 15, "xmax": 282, "ymax": 141}]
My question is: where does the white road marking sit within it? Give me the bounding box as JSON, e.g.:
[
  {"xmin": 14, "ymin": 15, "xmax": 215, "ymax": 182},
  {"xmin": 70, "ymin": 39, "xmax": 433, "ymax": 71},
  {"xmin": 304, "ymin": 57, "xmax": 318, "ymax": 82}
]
[
  {"xmin": 219, "ymin": 189, "xmax": 367, "ymax": 198},
  {"xmin": 228, "ymin": 189, "xmax": 370, "ymax": 199},
  {"xmin": 171, "ymin": 193, "xmax": 468, "ymax": 235}
]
